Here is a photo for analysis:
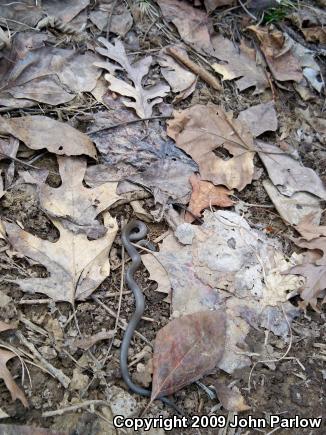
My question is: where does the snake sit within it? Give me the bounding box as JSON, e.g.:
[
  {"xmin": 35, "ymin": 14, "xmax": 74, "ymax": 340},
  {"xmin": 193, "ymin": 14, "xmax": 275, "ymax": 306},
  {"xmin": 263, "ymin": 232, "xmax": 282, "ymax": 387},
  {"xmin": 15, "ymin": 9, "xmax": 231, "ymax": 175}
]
[{"xmin": 120, "ymin": 219, "xmax": 180, "ymax": 413}]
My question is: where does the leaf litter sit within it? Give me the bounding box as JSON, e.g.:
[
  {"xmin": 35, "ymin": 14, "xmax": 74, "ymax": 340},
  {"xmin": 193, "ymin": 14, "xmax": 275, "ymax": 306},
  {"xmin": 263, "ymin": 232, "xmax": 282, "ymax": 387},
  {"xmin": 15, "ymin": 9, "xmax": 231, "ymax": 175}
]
[{"xmin": 0, "ymin": 0, "xmax": 326, "ymax": 425}]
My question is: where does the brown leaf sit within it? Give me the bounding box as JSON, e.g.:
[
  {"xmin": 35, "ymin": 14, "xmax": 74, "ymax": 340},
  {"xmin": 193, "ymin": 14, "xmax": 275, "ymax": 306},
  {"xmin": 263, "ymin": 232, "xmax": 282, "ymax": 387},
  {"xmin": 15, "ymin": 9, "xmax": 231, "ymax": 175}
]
[
  {"xmin": 90, "ymin": 1, "xmax": 133, "ymax": 36},
  {"xmin": 4, "ymin": 213, "xmax": 118, "ymax": 304},
  {"xmin": 0, "ymin": 425, "xmax": 66, "ymax": 435},
  {"xmin": 141, "ymin": 254, "xmax": 171, "ymax": 303},
  {"xmin": 257, "ymin": 141, "xmax": 326, "ymax": 199},
  {"xmin": 35, "ymin": 156, "xmax": 119, "ymax": 238},
  {"xmin": 186, "ymin": 174, "xmax": 234, "ymax": 222},
  {"xmin": 302, "ymin": 27, "xmax": 326, "ymax": 44},
  {"xmin": 296, "ymin": 108, "xmax": 326, "ymax": 135},
  {"xmin": 212, "ymin": 379, "xmax": 250, "ymax": 412},
  {"xmin": 238, "ymin": 101, "xmax": 278, "ymax": 137},
  {"xmin": 158, "ymin": 46, "xmax": 197, "ymax": 97},
  {"xmin": 211, "ymin": 36, "xmax": 269, "ymax": 94},
  {"xmin": 95, "ymin": 38, "xmax": 170, "ymax": 118},
  {"xmin": 295, "ymin": 213, "xmax": 326, "ymax": 241},
  {"xmin": 0, "ymin": 321, "xmax": 16, "ymax": 333},
  {"xmin": 0, "ymin": 33, "xmax": 100, "ymax": 109},
  {"xmin": 167, "ymin": 104, "xmax": 255, "ymax": 190},
  {"xmin": 0, "ymin": 116, "xmax": 96, "ymax": 159},
  {"xmin": 0, "ymin": 349, "xmax": 28, "ymax": 407},
  {"xmin": 204, "ymin": 0, "xmax": 235, "ymax": 12},
  {"xmin": 151, "ymin": 310, "xmax": 226, "ymax": 399},
  {"xmin": 292, "ymin": 237, "xmax": 326, "ymax": 266},
  {"xmin": 249, "ymin": 26, "xmax": 302, "ymax": 82},
  {"xmin": 289, "ymin": 263, "xmax": 326, "ymax": 310},
  {"xmin": 156, "ymin": 0, "xmax": 212, "ymax": 53}
]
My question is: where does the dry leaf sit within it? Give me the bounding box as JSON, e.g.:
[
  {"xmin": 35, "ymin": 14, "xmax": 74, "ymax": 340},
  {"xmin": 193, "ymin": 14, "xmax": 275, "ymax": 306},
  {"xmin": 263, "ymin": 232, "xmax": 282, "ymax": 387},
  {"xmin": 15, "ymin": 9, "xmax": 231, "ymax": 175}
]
[
  {"xmin": 0, "ymin": 116, "xmax": 96, "ymax": 159},
  {"xmin": 204, "ymin": 0, "xmax": 235, "ymax": 11},
  {"xmin": 4, "ymin": 213, "xmax": 118, "ymax": 304},
  {"xmin": 0, "ymin": 33, "xmax": 100, "ymax": 109},
  {"xmin": 212, "ymin": 380, "xmax": 250, "ymax": 412},
  {"xmin": 249, "ymin": 26, "xmax": 302, "ymax": 82},
  {"xmin": 257, "ymin": 141, "xmax": 326, "ymax": 199},
  {"xmin": 167, "ymin": 104, "xmax": 255, "ymax": 190},
  {"xmin": 0, "ymin": 349, "xmax": 28, "ymax": 407},
  {"xmin": 302, "ymin": 27, "xmax": 326, "ymax": 44},
  {"xmin": 0, "ymin": 321, "xmax": 16, "ymax": 333},
  {"xmin": 296, "ymin": 108, "xmax": 326, "ymax": 135},
  {"xmin": 141, "ymin": 254, "xmax": 171, "ymax": 303},
  {"xmin": 292, "ymin": 237, "xmax": 326, "ymax": 266},
  {"xmin": 211, "ymin": 36, "xmax": 269, "ymax": 94},
  {"xmin": 95, "ymin": 38, "xmax": 170, "ymax": 118},
  {"xmin": 158, "ymin": 46, "xmax": 197, "ymax": 99},
  {"xmin": 289, "ymin": 263, "xmax": 326, "ymax": 310},
  {"xmin": 90, "ymin": 1, "xmax": 133, "ymax": 36},
  {"xmin": 42, "ymin": 0, "xmax": 89, "ymax": 25},
  {"xmin": 36, "ymin": 156, "xmax": 119, "ymax": 238},
  {"xmin": 151, "ymin": 310, "xmax": 226, "ymax": 399},
  {"xmin": 238, "ymin": 101, "xmax": 278, "ymax": 137},
  {"xmin": 156, "ymin": 0, "xmax": 212, "ymax": 53},
  {"xmin": 186, "ymin": 174, "xmax": 234, "ymax": 222},
  {"xmin": 295, "ymin": 213, "xmax": 326, "ymax": 241},
  {"xmin": 263, "ymin": 179, "xmax": 322, "ymax": 226}
]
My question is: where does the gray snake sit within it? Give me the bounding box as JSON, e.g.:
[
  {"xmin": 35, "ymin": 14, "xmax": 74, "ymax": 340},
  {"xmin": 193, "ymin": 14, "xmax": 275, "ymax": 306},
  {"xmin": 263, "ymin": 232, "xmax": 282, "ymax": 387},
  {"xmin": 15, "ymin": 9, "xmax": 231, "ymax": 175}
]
[{"xmin": 120, "ymin": 219, "xmax": 180, "ymax": 413}]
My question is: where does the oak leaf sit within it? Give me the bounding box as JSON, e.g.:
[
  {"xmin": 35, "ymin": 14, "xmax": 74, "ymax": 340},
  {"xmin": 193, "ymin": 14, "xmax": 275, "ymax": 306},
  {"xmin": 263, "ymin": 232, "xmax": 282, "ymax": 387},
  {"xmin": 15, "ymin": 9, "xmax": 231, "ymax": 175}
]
[
  {"xmin": 295, "ymin": 213, "xmax": 326, "ymax": 241},
  {"xmin": 95, "ymin": 38, "xmax": 170, "ymax": 118},
  {"xmin": 289, "ymin": 263, "xmax": 326, "ymax": 310},
  {"xmin": 167, "ymin": 104, "xmax": 255, "ymax": 190},
  {"xmin": 186, "ymin": 174, "xmax": 234, "ymax": 222},
  {"xmin": 4, "ymin": 213, "xmax": 118, "ymax": 304},
  {"xmin": 0, "ymin": 116, "xmax": 96, "ymax": 158},
  {"xmin": 37, "ymin": 156, "xmax": 119, "ymax": 238},
  {"xmin": 151, "ymin": 310, "xmax": 226, "ymax": 400}
]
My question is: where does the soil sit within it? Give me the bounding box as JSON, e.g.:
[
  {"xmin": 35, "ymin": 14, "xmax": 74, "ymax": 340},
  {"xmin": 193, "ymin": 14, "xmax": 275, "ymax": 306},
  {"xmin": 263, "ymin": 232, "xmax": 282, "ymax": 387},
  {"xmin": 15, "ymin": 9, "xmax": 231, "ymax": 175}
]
[{"xmin": 0, "ymin": 1, "xmax": 325, "ymax": 435}]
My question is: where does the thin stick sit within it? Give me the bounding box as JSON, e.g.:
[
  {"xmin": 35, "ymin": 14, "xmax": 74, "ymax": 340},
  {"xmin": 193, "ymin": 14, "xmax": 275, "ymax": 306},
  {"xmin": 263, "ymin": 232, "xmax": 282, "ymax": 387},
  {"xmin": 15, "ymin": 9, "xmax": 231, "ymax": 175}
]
[
  {"xmin": 88, "ymin": 115, "xmax": 171, "ymax": 135},
  {"xmin": 165, "ymin": 46, "xmax": 221, "ymax": 91},
  {"xmin": 42, "ymin": 400, "xmax": 109, "ymax": 418}
]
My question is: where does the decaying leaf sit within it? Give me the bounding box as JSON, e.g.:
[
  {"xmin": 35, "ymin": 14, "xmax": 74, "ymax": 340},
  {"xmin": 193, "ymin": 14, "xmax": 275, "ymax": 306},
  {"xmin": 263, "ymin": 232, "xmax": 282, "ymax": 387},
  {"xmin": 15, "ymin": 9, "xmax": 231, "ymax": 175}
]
[
  {"xmin": 0, "ymin": 116, "xmax": 96, "ymax": 159},
  {"xmin": 238, "ymin": 101, "xmax": 278, "ymax": 137},
  {"xmin": 257, "ymin": 141, "xmax": 326, "ymax": 199},
  {"xmin": 212, "ymin": 379, "xmax": 250, "ymax": 412},
  {"xmin": 4, "ymin": 213, "xmax": 118, "ymax": 304},
  {"xmin": 204, "ymin": 0, "xmax": 235, "ymax": 12},
  {"xmin": 249, "ymin": 26, "xmax": 302, "ymax": 82},
  {"xmin": 158, "ymin": 46, "xmax": 197, "ymax": 101},
  {"xmin": 90, "ymin": 0, "xmax": 133, "ymax": 36},
  {"xmin": 296, "ymin": 108, "xmax": 326, "ymax": 135},
  {"xmin": 295, "ymin": 213, "xmax": 326, "ymax": 241},
  {"xmin": 0, "ymin": 33, "xmax": 101, "ymax": 109},
  {"xmin": 141, "ymin": 254, "xmax": 171, "ymax": 302},
  {"xmin": 95, "ymin": 38, "xmax": 170, "ymax": 118},
  {"xmin": 34, "ymin": 156, "xmax": 119, "ymax": 238},
  {"xmin": 156, "ymin": 0, "xmax": 212, "ymax": 53},
  {"xmin": 167, "ymin": 104, "xmax": 255, "ymax": 190},
  {"xmin": 211, "ymin": 36, "xmax": 269, "ymax": 94},
  {"xmin": 0, "ymin": 349, "xmax": 28, "ymax": 407},
  {"xmin": 302, "ymin": 27, "xmax": 326, "ymax": 44},
  {"xmin": 263, "ymin": 179, "xmax": 322, "ymax": 226},
  {"xmin": 292, "ymin": 237, "xmax": 326, "ymax": 266},
  {"xmin": 186, "ymin": 174, "xmax": 234, "ymax": 222},
  {"xmin": 151, "ymin": 310, "xmax": 226, "ymax": 399}
]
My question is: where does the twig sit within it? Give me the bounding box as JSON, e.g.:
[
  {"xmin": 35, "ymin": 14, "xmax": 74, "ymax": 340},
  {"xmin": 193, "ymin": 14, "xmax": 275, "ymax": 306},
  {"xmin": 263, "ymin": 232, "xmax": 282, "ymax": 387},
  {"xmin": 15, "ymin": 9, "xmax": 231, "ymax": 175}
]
[
  {"xmin": 42, "ymin": 400, "xmax": 109, "ymax": 418},
  {"xmin": 106, "ymin": 0, "xmax": 118, "ymax": 39},
  {"xmin": 16, "ymin": 331, "xmax": 71, "ymax": 388},
  {"xmin": 0, "ymin": 151, "xmax": 57, "ymax": 175},
  {"xmin": 165, "ymin": 46, "xmax": 221, "ymax": 91},
  {"xmin": 88, "ymin": 115, "xmax": 171, "ymax": 135}
]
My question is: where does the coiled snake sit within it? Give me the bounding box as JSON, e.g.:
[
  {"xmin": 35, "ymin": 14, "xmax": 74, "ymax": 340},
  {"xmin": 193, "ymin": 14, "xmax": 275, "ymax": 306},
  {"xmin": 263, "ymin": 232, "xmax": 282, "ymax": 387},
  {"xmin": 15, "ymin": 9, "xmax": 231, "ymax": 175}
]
[{"xmin": 121, "ymin": 219, "xmax": 179, "ymax": 412}]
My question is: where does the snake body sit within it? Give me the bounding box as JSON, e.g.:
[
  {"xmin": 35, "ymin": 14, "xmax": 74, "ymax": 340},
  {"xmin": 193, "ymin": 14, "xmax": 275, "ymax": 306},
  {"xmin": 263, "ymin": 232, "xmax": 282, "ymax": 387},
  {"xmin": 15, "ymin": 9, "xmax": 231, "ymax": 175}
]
[{"xmin": 120, "ymin": 219, "xmax": 179, "ymax": 412}]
